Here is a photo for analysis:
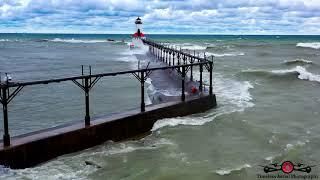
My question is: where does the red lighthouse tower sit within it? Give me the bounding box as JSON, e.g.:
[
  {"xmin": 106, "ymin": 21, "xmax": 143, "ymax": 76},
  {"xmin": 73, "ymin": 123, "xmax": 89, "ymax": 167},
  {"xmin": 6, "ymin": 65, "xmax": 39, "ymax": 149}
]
[
  {"xmin": 133, "ymin": 17, "xmax": 145, "ymax": 38},
  {"xmin": 131, "ymin": 17, "xmax": 145, "ymax": 48}
]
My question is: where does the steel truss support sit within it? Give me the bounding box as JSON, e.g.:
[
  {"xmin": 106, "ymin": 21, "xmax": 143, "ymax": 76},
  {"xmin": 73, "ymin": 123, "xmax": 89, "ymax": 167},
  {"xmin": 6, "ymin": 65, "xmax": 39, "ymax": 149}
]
[
  {"xmin": 132, "ymin": 68, "xmax": 153, "ymax": 112},
  {"xmin": 0, "ymin": 84, "xmax": 24, "ymax": 146},
  {"xmin": 72, "ymin": 66, "xmax": 102, "ymax": 126}
]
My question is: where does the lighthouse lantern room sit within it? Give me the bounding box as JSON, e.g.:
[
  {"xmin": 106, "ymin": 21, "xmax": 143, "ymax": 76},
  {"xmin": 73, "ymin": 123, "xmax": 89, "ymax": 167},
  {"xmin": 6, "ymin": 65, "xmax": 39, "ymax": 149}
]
[{"xmin": 135, "ymin": 17, "xmax": 142, "ymax": 30}]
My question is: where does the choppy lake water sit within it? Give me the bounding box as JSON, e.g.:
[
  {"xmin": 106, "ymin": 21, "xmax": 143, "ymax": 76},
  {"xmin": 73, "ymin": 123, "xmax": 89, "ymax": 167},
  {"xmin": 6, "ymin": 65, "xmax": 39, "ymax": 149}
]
[{"xmin": 0, "ymin": 34, "xmax": 320, "ymax": 179}]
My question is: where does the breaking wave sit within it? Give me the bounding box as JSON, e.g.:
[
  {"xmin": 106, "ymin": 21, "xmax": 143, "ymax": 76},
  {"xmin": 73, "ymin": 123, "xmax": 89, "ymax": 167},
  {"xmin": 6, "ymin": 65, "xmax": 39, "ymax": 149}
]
[
  {"xmin": 199, "ymin": 52, "xmax": 245, "ymax": 58},
  {"xmin": 0, "ymin": 39, "xmax": 21, "ymax": 42},
  {"xmin": 283, "ymin": 59, "xmax": 313, "ymax": 65},
  {"xmin": 0, "ymin": 138, "xmax": 173, "ymax": 179},
  {"xmin": 0, "ymin": 39, "xmax": 10, "ymax": 42},
  {"xmin": 242, "ymin": 66, "xmax": 320, "ymax": 83},
  {"xmin": 152, "ymin": 72, "xmax": 254, "ymax": 131},
  {"xmin": 48, "ymin": 38, "xmax": 109, "ymax": 43},
  {"xmin": 117, "ymin": 44, "xmax": 149, "ymax": 69},
  {"xmin": 211, "ymin": 52, "xmax": 245, "ymax": 57},
  {"xmin": 152, "ymin": 114, "xmax": 221, "ymax": 131},
  {"xmin": 264, "ymin": 139, "xmax": 310, "ymax": 162},
  {"xmin": 297, "ymin": 42, "xmax": 320, "ymax": 49},
  {"xmin": 180, "ymin": 43, "xmax": 207, "ymax": 50},
  {"xmin": 215, "ymin": 164, "xmax": 251, "ymax": 175}
]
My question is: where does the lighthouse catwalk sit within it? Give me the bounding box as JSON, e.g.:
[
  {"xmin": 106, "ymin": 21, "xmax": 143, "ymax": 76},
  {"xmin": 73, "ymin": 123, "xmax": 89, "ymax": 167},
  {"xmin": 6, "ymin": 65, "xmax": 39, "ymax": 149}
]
[{"xmin": 131, "ymin": 17, "xmax": 205, "ymax": 104}]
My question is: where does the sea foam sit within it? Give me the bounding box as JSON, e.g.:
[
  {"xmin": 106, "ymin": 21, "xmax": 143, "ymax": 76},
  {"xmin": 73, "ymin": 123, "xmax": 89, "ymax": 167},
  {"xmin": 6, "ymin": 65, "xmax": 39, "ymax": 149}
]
[{"xmin": 297, "ymin": 42, "xmax": 320, "ymax": 49}]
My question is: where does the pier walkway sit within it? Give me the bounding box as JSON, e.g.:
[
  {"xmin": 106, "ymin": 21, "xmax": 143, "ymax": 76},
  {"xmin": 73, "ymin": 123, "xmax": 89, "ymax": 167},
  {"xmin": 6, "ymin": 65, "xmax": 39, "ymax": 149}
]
[{"xmin": 0, "ymin": 39, "xmax": 216, "ymax": 168}]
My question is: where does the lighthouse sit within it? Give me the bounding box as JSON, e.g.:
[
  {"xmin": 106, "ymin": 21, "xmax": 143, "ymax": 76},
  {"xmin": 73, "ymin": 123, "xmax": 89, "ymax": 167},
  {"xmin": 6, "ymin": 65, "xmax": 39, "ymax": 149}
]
[{"xmin": 131, "ymin": 17, "xmax": 145, "ymax": 48}]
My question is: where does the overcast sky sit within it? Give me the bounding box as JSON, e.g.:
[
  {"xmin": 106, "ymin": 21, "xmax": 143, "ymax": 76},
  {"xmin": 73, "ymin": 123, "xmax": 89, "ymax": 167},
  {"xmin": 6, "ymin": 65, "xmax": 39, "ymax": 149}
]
[{"xmin": 0, "ymin": 0, "xmax": 320, "ymax": 34}]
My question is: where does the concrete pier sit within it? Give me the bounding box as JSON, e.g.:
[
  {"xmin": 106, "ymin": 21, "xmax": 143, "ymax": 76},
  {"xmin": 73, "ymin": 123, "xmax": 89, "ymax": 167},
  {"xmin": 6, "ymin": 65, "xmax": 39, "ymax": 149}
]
[
  {"xmin": 0, "ymin": 39, "xmax": 217, "ymax": 169},
  {"xmin": 0, "ymin": 95, "xmax": 216, "ymax": 169}
]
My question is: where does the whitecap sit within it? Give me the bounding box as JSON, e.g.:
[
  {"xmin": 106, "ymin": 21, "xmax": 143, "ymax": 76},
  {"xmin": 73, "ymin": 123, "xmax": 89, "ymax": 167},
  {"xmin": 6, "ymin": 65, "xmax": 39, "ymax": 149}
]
[
  {"xmin": 268, "ymin": 135, "xmax": 277, "ymax": 144},
  {"xmin": 244, "ymin": 66, "xmax": 320, "ymax": 83},
  {"xmin": 265, "ymin": 156, "xmax": 274, "ymax": 161},
  {"xmin": 285, "ymin": 144, "xmax": 294, "ymax": 151},
  {"xmin": 151, "ymin": 115, "xmax": 219, "ymax": 131},
  {"xmin": 284, "ymin": 140, "xmax": 309, "ymax": 151},
  {"xmin": 211, "ymin": 52, "xmax": 245, "ymax": 57},
  {"xmin": 49, "ymin": 38, "xmax": 108, "ymax": 43},
  {"xmin": 197, "ymin": 49, "xmax": 245, "ymax": 58},
  {"xmin": 199, "ymin": 52, "xmax": 245, "ymax": 58},
  {"xmin": 181, "ymin": 44, "xmax": 207, "ymax": 51},
  {"xmin": 297, "ymin": 42, "xmax": 320, "ymax": 49},
  {"xmin": 271, "ymin": 66, "xmax": 320, "ymax": 83},
  {"xmin": 0, "ymin": 39, "xmax": 21, "ymax": 42},
  {"xmin": 215, "ymin": 164, "xmax": 251, "ymax": 175},
  {"xmin": 284, "ymin": 59, "xmax": 313, "ymax": 65},
  {"xmin": 0, "ymin": 39, "xmax": 10, "ymax": 42}
]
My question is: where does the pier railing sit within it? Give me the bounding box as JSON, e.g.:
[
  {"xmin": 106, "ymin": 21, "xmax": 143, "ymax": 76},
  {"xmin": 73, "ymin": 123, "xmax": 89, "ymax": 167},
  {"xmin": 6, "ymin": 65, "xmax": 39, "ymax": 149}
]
[
  {"xmin": 0, "ymin": 58, "xmax": 213, "ymax": 147},
  {"xmin": 143, "ymin": 39, "xmax": 213, "ymax": 93}
]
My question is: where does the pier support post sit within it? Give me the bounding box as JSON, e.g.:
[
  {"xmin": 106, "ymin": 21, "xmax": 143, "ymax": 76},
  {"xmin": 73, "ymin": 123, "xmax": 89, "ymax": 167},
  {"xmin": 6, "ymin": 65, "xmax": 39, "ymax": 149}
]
[
  {"xmin": 199, "ymin": 64, "xmax": 203, "ymax": 92},
  {"xmin": 161, "ymin": 48, "xmax": 164, "ymax": 62},
  {"xmin": 190, "ymin": 57, "xmax": 193, "ymax": 81},
  {"xmin": 84, "ymin": 77, "xmax": 90, "ymax": 126},
  {"xmin": 181, "ymin": 66, "xmax": 185, "ymax": 102},
  {"xmin": 165, "ymin": 51, "xmax": 168, "ymax": 64},
  {"xmin": 157, "ymin": 47, "xmax": 159, "ymax": 58},
  {"xmin": 1, "ymin": 86, "xmax": 10, "ymax": 146},
  {"xmin": 172, "ymin": 52, "xmax": 175, "ymax": 66},
  {"xmin": 141, "ymin": 71, "xmax": 145, "ymax": 112},
  {"xmin": 209, "ymin": 61, "xmax": 213, "ymax": 95}
]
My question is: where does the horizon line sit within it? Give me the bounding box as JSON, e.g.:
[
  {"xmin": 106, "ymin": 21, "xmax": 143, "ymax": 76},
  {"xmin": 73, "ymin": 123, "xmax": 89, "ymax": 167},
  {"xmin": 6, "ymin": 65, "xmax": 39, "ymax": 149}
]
[{"xmin": 1, "ymin": 32, "xmax": 320, "ymax": 36}]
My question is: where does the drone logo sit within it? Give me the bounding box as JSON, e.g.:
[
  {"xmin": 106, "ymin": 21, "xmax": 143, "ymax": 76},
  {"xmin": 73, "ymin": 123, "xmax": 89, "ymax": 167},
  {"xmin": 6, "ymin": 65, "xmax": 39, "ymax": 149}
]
[{"xmin": 260, "ymin": 161, "xmax": 315, "ymax": 174}]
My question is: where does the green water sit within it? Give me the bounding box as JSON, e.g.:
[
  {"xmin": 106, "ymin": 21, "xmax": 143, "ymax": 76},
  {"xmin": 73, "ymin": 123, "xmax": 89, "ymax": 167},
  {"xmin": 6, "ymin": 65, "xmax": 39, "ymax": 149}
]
[{"xmin": 0, "ymin": 34, "xmax": 320, "ymax": 179}]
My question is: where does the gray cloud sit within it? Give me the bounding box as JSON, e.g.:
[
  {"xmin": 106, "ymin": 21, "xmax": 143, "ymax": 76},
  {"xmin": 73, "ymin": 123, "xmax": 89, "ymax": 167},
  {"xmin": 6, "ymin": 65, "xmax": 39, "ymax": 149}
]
[{"xmin": 0, "ymin": 0, "xmax": 319, "ymax": 34}]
